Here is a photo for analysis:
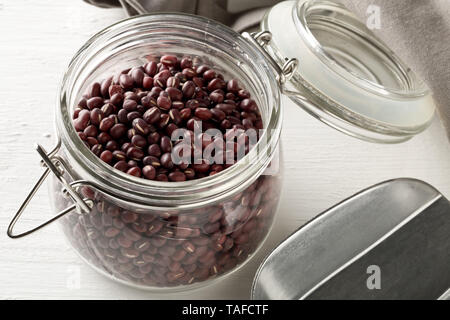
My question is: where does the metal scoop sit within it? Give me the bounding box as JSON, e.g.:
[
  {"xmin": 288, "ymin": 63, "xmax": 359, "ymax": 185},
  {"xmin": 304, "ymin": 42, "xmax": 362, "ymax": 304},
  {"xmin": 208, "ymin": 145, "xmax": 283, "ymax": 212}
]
[{"xmin": 252, "ymin": 178, "xmax": 450, "ymax": 300}]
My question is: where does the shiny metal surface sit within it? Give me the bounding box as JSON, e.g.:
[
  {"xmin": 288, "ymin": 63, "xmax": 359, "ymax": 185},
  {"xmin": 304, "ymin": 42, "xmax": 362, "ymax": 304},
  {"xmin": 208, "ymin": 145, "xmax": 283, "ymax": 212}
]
[{"xmin": 252, "ymin": 178, "xmax": 450, "ymax": 299}]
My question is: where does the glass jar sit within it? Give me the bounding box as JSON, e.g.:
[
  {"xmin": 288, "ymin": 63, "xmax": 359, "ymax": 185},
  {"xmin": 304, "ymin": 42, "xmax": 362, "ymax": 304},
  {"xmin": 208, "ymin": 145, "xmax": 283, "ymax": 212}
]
[
  {"xmin": 257, "ymin": 0, "xmax": 435, "ymax": 143},
  {"xmin": 8, "ymin": 0, "xmax": 435, "ymax": 292},
  {"xmin": 9, "ymin": 13, "xmax": 283, "ymax": 291}
]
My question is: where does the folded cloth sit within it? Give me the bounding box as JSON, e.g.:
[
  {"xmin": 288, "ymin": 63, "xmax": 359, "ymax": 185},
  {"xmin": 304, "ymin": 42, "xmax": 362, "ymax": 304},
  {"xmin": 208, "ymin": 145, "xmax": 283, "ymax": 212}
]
[
  {"xmin": 339, "ymin": 0, "xmax": 450, "ymax": 141},
  {"xmin": 83, "ymin": 0, "xmax": 281, "ymax": 26}
]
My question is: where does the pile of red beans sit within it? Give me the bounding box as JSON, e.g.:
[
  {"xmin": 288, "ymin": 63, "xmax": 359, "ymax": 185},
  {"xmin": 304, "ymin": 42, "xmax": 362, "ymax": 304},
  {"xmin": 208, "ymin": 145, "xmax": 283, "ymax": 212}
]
[
  {"xmin": 60, "ymin": 55, "xmax": 280, "ymax": 288},
  {"xmin": 60, "ymin": 174, "xmax": 279, "ymax": 287},
  {"xmin": 72, "ymin": 55, "xmax": 263, "ymax": 182}
]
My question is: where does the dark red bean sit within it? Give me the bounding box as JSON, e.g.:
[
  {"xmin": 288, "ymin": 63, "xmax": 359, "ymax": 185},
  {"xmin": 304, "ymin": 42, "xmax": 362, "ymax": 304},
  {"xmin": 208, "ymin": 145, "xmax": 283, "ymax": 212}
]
[
  {"xmin": 142, "ymin": 165, "xmax": 156, "ymax": 180},
  {"xmin": 171, "ymin": 101, "xmax": 184, "ymax": 110},
  {"xmin": 147, "ymin": 144, "xmax": 161, "ymax": 157},
  {"xmin": 166, "ymin": 123, "xmax": 178, "ymax": 137},
  {"xmin": 142, "ymin": 107, "xmax": 160, "ymax": 125},
  {"xmin": 100, "ymin": 77, "xmax": 112, "ymax": 98},
  {"xmin": 142, "ymin": 76, "xmax": 153, "ymax": 89},
  {"xmin": 124, "ymin": 91, "xmax": 139, "ymax": 102},
  {"xmin": 216, "ymin": 103, "xmax": 235, "ymax": 115},
  {"xmin": 131, "ymin": 68, "xmax": 145, "ymax": 87},
  {"xmin": 193, "ymin": 160, "xmax": 210, "ymax": 173},
  {"xmin": 149, "ymin": 87, "xmax": 163, "ymax": 99},
  {"xmin": 109, "ymin": 123, "xmax": 127, "ymax": 139},
  {"xmin": 119, "ymin": 74, "xmax": 134, "ymax": 89},
  {"xmin": 121, "ymin": 142, "xmax": 132, "ymax": 152},
  {"xmin": 109, "ymin": 84, "xmax": 123, "ymax": 98},
  {"xmin": 90, "ymin": 108, "xmax": 104, "ymax": 126},
  {"xmin": 100, "ymin": 150, "xmax": 113, "ymax": 164},
  {"xmin": 91, "ymin": 144, "xmax": 103, "ymax": 156},
  {"xmin": 180, "ymin": 57, "xmax": 193, "ymax": 69},
  {"xmin": 123, "ymin": 99, "xmax": 137, "ymax": 112},
  {"xmin": 179, "ymin": 108, "xmax": 191, "ymax": 121},
  {"xmin": 84, "ymin": 125, "xmax": 98, "ymax": 137},
  {"xmin": 242, "ymin": 118, "xmax": 253, "ymax": 129},
  {"xmin": 166, "ymin": 76, "xmax": 180, "ymax": 88},
  {"xmin": 175, "ymin": 72, "xmax": 187, "ymax": 83},
  {"xmin": 109, "ymin": 94, "xmax": 123, "ymax": 109},
  {"xmin": 160, "ymin": 153, "xmax": 174, "ymax": 169},
  {"xmin": 210, "ymin": 91, "xmax": 224, "ymax": 104},
  {"xmin": 227, "ymin": 79, "xmax": 239, "ymax": 92},
  {"xmin": 87, "ymin": 97, "xmax": 103, "ymax": 110},
  {"xmin": 104, "ymin": 227, "xmax": 120, "ymax": 238},
  {"xmin": 184, "ymin": 168, "xmax": 195, "ymax": 179},
  {"xmin": 158, "ymin": 114, "xmax": 170, "ymax": 128},
  {"xmin": 74, "ymin": 109, "xmax": 90, "ymax": 131},
  {"xmin": 86, "ymin": 137, "xmax": 98, "ymax": 147},
  {"xmin": 207, "ymin": 78, "xmax": 225, "ymax": 91},
  {"xmin": 77, "ymin": 131, "xmax": 87, "ymax": 140},
  {"xmin": 210, "ymin": 108, "xmax": 226, "ymax": 121},
  {"xmin": 239, "ymin": 98, "xmax": 257, "ymax": 112},
  {"xmin": 160, "ymin": 55, "xmax": 178, "ymax": 66},
  {"xmin": 128, "ymin": 159, "xmax": 138, "ymax": 167},
  {"xmin": 101, "ymin": 102, "xmax": 115, "ymax": 117},
  {"xmin": 112, "ymin": 160, "xmax": 127, "ymax": 172},
  {"xmin": 126, "ymin": 166, "xmax": 141, "ymax": 177},
  {"xmin": 132, "ymin": 118, "xmax": 149, "ymax": 135},
  {"xmin": 168, "ymin": 171, "xmax": 186, "ymax": 182},
  {"xmin": 182, "ymin": 81, "xmax": 195, "ymax": 98},
  {"xmin": 195, "ymin": 64, "xmax": 209, "ymax": 75},
  {"xmin": 238, "ymin": 89, "xmax": 250, "ymax": 99},
  {"xmin": 105, "ymin": 140, "xmax": 117, "ymax": 151},
  {"xmin": 157, "ymin": 95, "xmax": 171, "ymax": 110},
  {"xmin": 166, "ymin": 87, "xmax": 182, "ymax": 101},
  {"xmin": 192, "ymin": 77, "xmax": 204, "ymax": 88},
  {"xmin": 88, "ymin": 82, "xmax": 101, "ymax": 98},
  {"xmin": 143, "ymin": 156, "xmax": 161, "ymax": 167},
  {"xmin": 116, "ymin": 109, "xmax": 129, "ymax": 124},
  {"xmin": 167, "ymin": 124, "xmax": 177, "ymax": 139},
  {"xmin": 147, "ymin": 132, "xmax": 160, "ymax": 144},
  {"xmin": 195, "ymin": 108, "xmax": 212, "ymax": 120},
  {"xmin": 182, "ymin": 68, "xmax": 196, "ymax": 78},
  {"xmin": 203, "ymin": 70, "xmax": 216, "ymax": 82},
  {"xmin": 126, "ymin": 146, "xmax": 144, "ymax": 160},
  {"xmin": 160, "ymin": 136, "xmax": 172, "ymax": 153},
  {"xmin": 144, "ymin": 61, "xmax": 158, "ymax": 76},
  {"xmin": 154, "ymin": 70, "xmax": 170, "ymax": 87},
  {"xmin": 99, "ymin": 117, "xmax": 114, "ymax": 132},
  {"xmin": 131, "ymin": 113, "xmax": 144, "ymax": 126}
]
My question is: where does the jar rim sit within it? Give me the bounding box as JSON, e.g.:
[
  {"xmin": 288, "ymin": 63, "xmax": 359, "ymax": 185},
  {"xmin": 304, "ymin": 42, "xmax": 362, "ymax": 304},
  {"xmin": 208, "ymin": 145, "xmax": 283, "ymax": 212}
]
[
  {"xmin": 294, "ymin": 0, "xmax": 429, "ymax": 99},
  {"xmin": 261, "ymin": 0, "xmax": 435, "ymax": 143},
  {"xmin": 57, "ymin": 13, "xmax": 282, "ymax": 208}
]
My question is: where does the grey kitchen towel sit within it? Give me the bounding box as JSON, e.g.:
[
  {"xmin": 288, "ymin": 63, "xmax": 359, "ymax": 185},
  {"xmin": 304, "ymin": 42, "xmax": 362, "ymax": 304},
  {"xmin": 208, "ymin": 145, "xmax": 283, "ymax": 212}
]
[
  {"xmin": 339, "ymin": 0, "xmax": 450, "ymax": 141},
  {"xmin": 83, "ymin": 0, "xmax": 281, "ymax": 27},
  {"xmin": 85, "ymin": 0, "xmax": 450, "ymax": 141}
]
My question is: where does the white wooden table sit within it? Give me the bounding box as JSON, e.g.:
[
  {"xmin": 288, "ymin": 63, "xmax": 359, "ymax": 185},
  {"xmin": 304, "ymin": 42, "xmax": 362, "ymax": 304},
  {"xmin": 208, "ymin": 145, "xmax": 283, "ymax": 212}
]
[{"xmin": 0, "ymin": 0, "xmax": 449, "ymax": 300}]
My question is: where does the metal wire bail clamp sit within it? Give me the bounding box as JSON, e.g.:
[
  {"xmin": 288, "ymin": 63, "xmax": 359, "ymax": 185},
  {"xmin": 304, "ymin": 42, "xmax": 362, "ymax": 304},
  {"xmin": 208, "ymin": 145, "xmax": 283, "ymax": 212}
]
[
  {"xmin": 7, "ymin": 140, "xmax": 92, "ymax": 238},
  {"xmin": 242, "ymin": 30, "xmax": 298, "ymax": 87}
]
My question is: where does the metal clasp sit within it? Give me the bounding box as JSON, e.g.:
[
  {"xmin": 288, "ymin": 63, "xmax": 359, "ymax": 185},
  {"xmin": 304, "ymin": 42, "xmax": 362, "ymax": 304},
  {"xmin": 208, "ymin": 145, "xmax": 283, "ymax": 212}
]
[
  {"xmin": 7, "ymin": 140, "xmax": 92, "ymax": 238},
  {"xmin": 242, "ymin": 31, "xmax": 298, "ymax": 87}
]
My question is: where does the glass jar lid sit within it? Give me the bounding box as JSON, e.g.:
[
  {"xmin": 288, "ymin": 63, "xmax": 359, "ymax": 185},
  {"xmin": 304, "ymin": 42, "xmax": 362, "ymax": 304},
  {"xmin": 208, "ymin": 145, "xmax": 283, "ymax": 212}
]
[{"xmin": 256, "ymin": 0, "xmax": 436, "ymax": 143}]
